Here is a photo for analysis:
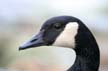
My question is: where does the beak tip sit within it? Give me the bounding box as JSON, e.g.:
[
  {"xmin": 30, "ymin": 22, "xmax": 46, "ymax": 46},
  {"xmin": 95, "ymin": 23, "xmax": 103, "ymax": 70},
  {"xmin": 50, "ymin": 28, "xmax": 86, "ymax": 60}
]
[
  {"xmin": 19, "ymin": 46, "xmax": 26, "ymax": 51},
  {"xmin": 19, "ymin": 47, "xmax": 22, "ymax": 51}
]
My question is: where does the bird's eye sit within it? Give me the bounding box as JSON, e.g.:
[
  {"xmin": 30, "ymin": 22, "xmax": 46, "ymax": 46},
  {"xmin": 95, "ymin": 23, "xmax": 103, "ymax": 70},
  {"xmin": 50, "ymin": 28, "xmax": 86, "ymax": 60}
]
[{"xmin": 53, "ymin": 23, "xmax": 62, "ymax": 30}]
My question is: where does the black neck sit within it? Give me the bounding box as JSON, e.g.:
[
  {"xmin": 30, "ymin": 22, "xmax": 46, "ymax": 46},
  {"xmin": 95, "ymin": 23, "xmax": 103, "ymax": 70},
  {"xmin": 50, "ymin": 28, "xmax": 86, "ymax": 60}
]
[{"xmin": 68, "ymin": 22, "xmax": 100, "ymax": 71}]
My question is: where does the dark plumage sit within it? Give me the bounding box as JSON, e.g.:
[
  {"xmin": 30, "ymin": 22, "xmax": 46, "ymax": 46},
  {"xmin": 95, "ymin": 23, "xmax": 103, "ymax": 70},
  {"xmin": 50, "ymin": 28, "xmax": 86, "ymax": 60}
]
[{"xmin": 19, "ymin": 16, "xmax": 100, "ymax": 71}]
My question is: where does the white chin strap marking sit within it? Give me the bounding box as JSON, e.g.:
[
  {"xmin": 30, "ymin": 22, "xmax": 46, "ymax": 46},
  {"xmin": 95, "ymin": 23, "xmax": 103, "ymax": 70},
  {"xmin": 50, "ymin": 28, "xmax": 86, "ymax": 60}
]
[{"xmin": 53, "ymin": 22, "xmax": 79, "ymax": 48}]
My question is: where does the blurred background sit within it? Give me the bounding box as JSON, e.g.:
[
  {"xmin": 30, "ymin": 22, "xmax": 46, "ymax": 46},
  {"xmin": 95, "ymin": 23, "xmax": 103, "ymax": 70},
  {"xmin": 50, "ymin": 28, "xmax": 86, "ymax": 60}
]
[{"xmin": 0, "ymin": 0, "xmax": 108, "ymax": 71}]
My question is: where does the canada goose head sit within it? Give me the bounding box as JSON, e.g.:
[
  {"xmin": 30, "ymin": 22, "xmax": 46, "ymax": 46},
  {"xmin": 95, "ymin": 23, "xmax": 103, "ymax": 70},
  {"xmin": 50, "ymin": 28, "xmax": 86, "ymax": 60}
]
[{"xmin": 19, "ymin": 16, "xmax": 100, "ymax": 71}]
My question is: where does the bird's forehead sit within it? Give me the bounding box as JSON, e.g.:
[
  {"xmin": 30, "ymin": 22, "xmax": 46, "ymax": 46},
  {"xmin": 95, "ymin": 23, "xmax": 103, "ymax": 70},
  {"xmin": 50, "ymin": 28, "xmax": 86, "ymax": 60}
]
[
  {"xmin": 41, "ymin": 17, "xmax": 71, "ymax": 30},
  {"xmin": 45, "ymin": 18, "xmax": 68, "ymax": 25}
]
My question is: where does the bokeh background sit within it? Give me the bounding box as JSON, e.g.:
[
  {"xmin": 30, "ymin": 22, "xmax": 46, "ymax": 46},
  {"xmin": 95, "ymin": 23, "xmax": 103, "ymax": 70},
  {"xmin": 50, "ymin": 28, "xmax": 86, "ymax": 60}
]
[{"xmin": 0, "ymin": 0, "xmax": 108, "ymax": 71}]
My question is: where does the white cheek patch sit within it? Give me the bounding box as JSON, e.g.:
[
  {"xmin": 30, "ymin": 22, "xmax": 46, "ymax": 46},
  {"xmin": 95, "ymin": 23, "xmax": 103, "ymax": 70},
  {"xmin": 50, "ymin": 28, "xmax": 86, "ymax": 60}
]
[{"xmin": 53, "ymin": 22, "xmax": 79, "ymax": 48}]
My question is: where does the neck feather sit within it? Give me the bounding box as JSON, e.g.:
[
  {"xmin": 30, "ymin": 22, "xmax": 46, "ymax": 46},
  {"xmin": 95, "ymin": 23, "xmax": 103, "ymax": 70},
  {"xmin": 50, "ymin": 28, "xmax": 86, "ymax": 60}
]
[{"xmin": 73, "ymin": 23, "xmax": 100, "ymax": 71}]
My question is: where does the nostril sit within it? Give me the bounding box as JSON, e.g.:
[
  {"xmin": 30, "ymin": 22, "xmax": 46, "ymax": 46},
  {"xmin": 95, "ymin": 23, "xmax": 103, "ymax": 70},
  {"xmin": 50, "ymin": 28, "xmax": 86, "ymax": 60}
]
[{"xmin": 30, "ymin": 39, "xmax": 38, "ymax": 42}]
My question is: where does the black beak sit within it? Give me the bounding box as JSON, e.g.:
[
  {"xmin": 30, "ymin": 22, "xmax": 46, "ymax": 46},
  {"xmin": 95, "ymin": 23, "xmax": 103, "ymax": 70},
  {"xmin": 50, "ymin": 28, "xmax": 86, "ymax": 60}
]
[{"xmin": 19, "ymin": 30, "xmax": 46, "ymax": 50}]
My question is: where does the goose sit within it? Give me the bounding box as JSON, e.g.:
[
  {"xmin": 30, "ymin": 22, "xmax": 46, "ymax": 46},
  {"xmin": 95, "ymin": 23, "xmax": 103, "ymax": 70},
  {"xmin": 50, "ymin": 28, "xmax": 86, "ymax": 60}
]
[{"xmin": 19, "ymin": 16, "xmax": 100, "ymax": 71}]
